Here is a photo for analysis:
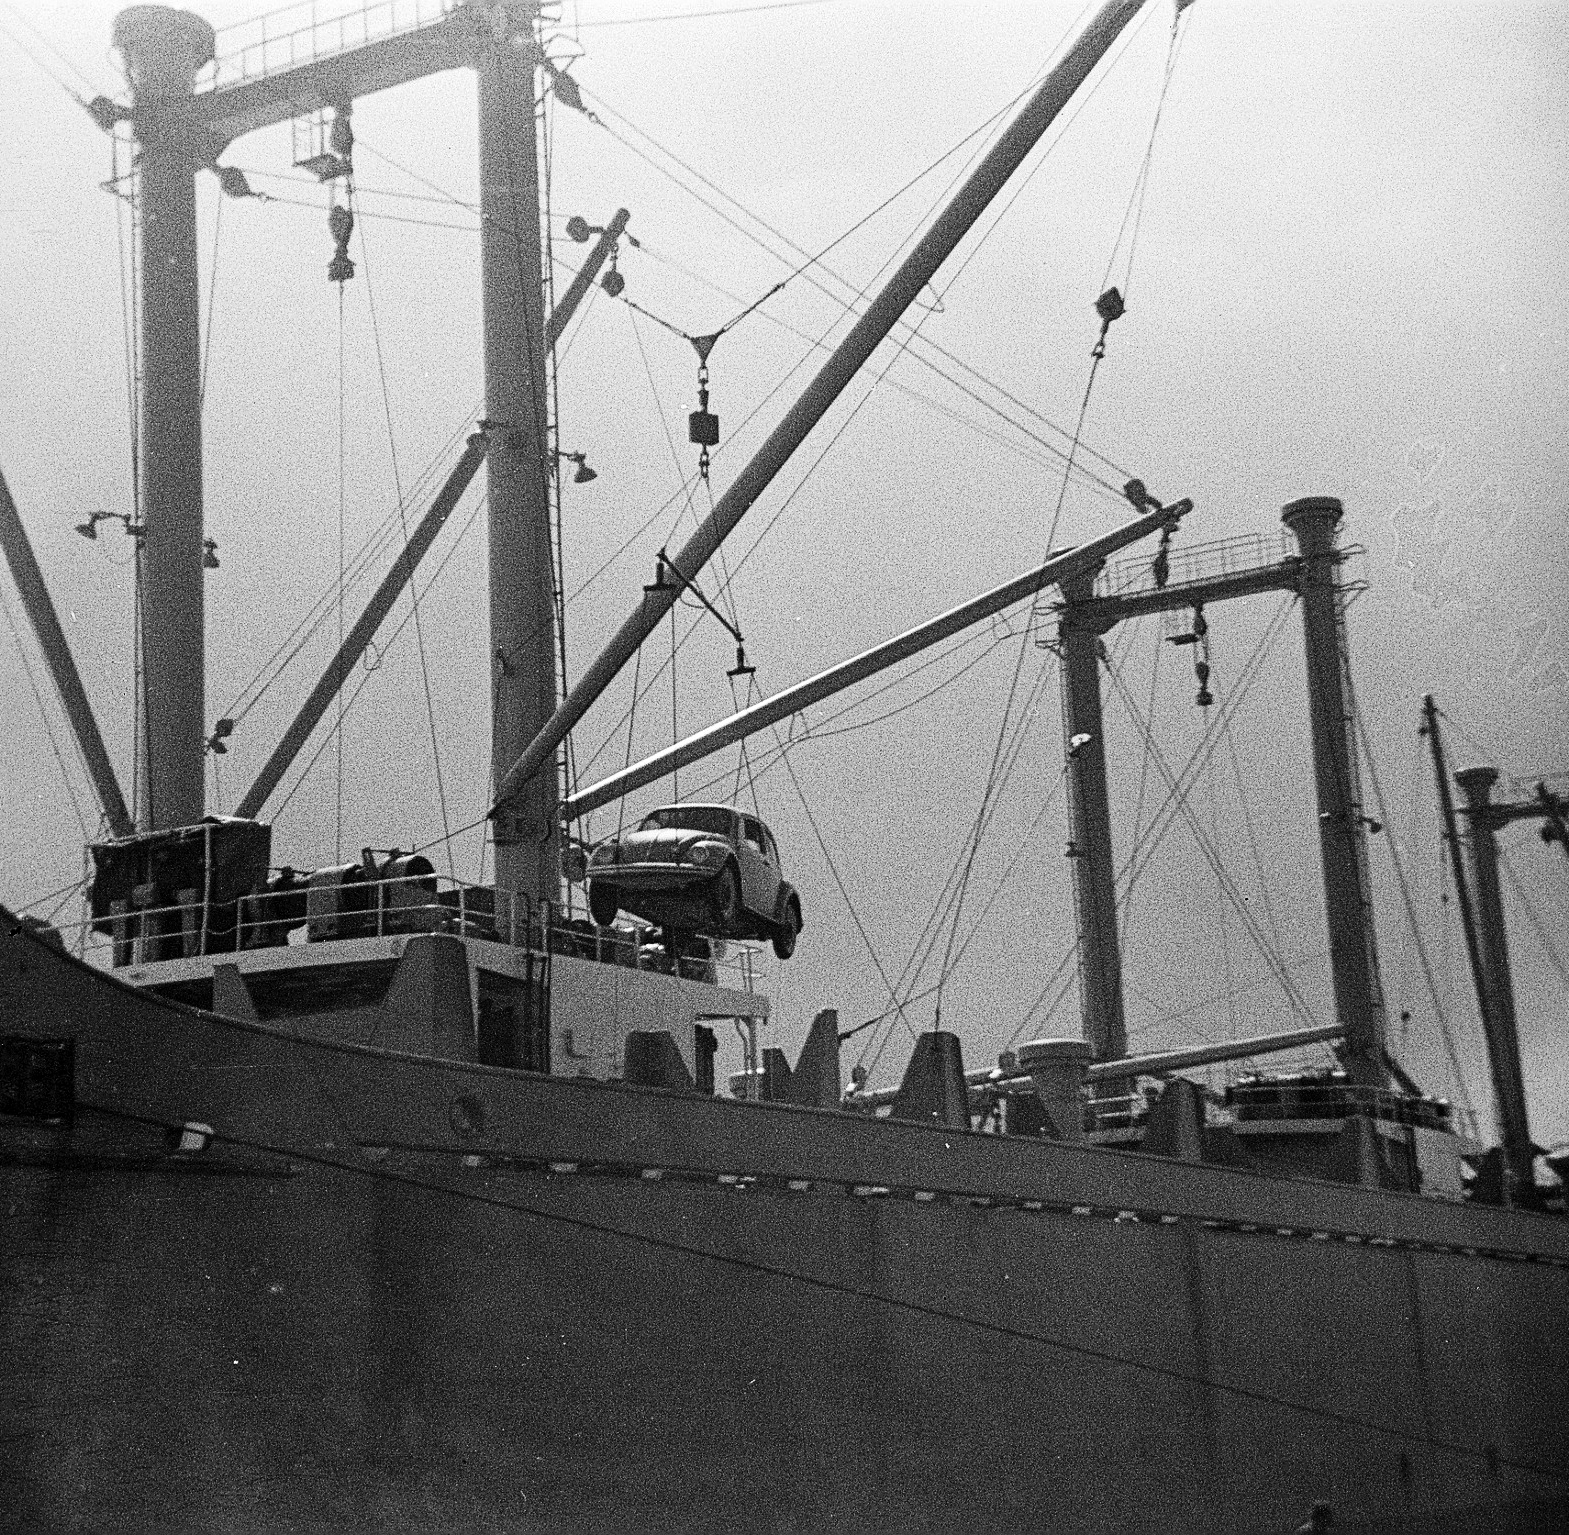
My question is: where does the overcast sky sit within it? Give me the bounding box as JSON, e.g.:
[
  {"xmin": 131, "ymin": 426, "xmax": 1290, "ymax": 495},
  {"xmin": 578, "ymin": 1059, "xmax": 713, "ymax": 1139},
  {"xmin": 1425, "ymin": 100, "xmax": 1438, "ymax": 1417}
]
[{"xmin": 3, "ymin": 0, "xmax": 1566, "ymax": 1140}]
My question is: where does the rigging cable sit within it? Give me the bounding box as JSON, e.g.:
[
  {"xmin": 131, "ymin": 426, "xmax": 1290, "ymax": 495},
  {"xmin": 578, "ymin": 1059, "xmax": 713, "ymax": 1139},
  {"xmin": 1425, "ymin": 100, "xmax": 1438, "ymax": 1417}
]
[
  {"xmin": 931, "ymin": 279, "xmax": 1123, "ymax": 1034},
  {"xmin": 199, "ymin": 193, "xmax": 223, "ymax": 407},
  {"xmin": 542, "ymin": 86, "xmax": 586, "ymax": 870},
  {"xmin": 769, "ymin": 718, "xmax": 917, "ymax": 1041},
  {"xmin": 219, "ymin": 414, "xmax": 475, "ymax": 729},
  {"xmin": 669, "ymin": 603, "xmax": 679, "ymax": 798},
  {"xmin": 615, "ymin": 642, "xmax": 645, "ymax": 845},
  {"xmin": 0, "ymin": 581, "xmax": 91, "ymax": 840},
  {"xmin": 334, "ymin": 260, "xmax": 347, "ymax": 863},
  {"xmin": 1221, "ymin": 706, "xmax": 1285, "ymax": 952},
  {"xmin": 578, "ymin": 65, "xmax": 1140, "ymax": 501},
  {"xmin": 350, "ymin": 178, "xmax": 458, "ymax": 881},
  {"xmin": 1498, "ymin": 848, "xmax": 1569, "ymax": 992},
  {"xmin": 1118, "ymin": 618, "xmax": 1161, "ymax": 947},
  {"xmin": 14, "ymin": 875, "xmax": 88, "ymax": 918},
  {"xmin": 570, "ymin": 0, "xmax": 831, "ymax": 27},
  {"xmin": 1098, "ymin": 0, "xmax": 1190, "ymax": 302},
  {"xmin": 1101, "ymin": 637, "xmax": 1319, "ymax": 1029},
  {"xmin": 862, "ymin": 646, "xmax": 1065, "ymax": 1079},
  {"xmin": 1203, "ymin": 681, "xmax": 1240, "ymax": 1036},
  {"xmin": 913, "ymin": 0, "xmax": 1195, "ymax": 1033},
  {"xmin": 1350, "ymin": 688, "xmax": 1477, "ymax": 1125},
  {"xmin": 572, "ymin": 279, "xmax": 953, "ymax": 794},
  {"xmin": 628, "ymin": 233, "xmax": 1132, "ymax": 506},
  {"xmin": 273, "ymin": 491, "xmax": 490, "ymax": 823},
  {"xmin": 0, "ymin": 9, "xmax": 96, "ymax": 107},
  {"xmin": 110, "ymin": 128, "xmax": 149, "ymax": 825},
  {"xmin": 1115, "ymin": 597, "xmax": 1294, "ymax": 953}
]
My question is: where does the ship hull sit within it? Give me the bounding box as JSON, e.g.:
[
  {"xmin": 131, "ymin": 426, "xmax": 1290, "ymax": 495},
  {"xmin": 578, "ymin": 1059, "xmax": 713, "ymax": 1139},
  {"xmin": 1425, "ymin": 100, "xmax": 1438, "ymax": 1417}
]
[{"xmin": 4, "ymin": 916, "xmax": 1568, "ymax": 1533}]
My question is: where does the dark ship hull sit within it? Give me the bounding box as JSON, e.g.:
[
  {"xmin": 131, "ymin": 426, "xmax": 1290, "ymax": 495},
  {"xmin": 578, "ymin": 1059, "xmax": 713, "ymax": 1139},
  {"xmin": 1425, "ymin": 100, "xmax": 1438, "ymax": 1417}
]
[{"xmin": 5, "ymin": 914, "xmax": 1568, "ymax": 1534}]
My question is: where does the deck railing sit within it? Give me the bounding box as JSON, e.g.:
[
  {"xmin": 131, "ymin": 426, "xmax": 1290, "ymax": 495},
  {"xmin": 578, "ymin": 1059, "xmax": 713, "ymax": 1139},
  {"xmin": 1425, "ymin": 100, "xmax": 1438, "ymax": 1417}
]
[
  {"xmin": 202, "ymin": 0, "xmax": 454, "ymax": 92},
  {"xmin": 74, "ymin": 872, "xmax": 758, "ymax": 990}
]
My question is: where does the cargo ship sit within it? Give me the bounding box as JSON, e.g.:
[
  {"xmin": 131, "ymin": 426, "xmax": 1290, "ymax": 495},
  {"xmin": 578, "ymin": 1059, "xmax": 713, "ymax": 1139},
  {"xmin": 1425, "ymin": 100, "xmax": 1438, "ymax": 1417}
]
[{"xmin": 3, "ymin": 1, "xmax": 1567, "ymax": 1530}]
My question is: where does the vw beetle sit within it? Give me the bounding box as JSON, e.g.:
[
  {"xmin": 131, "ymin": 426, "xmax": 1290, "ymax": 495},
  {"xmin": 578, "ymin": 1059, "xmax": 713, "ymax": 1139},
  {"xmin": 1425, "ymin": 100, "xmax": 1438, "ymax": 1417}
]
[{"xmin": 586, "ymin": 803, "xmax": 803, "ymax": 960}]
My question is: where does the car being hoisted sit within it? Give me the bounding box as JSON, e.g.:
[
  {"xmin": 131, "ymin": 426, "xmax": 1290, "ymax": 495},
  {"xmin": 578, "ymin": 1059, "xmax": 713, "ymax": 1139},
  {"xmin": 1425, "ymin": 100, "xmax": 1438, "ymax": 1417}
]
[{"xmin": 586, "ymin": 803, "xmax": 803, "ymax": 960}]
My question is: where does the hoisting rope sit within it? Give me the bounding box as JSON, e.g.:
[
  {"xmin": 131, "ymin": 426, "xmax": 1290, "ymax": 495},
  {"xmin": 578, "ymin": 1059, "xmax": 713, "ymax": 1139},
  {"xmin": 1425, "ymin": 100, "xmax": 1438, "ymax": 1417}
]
[
  {"xmin": 908, "ymin": 0, "xmax": 1200, "ymax": 1032},
  {"xmin": 1119, "ymin": 622, "xmax": 1162, "ymax": 944},
  {"xmin": 333, "ymin": 230, "xmax": 348, "ymax": 862},
  {"xmin": 1098, "ymin": 0, "xmax": 1193, "ymax": 303},
  {"xmin": 199, "ymin": 194, "xmax": 223, "ymax": 407},
  {"xmin": 1201, "ymin": 661, "xmax": 1240, "ymax": 1036},
  {"xmin": 217, "ymin": 414, "xmax": 476, "ymax": 735},
  {"xmin": 274, "ymin": 488, "xmax": 491, "ymax": 826},
  {"xmin": 669, "ymin": 604, "xmax": 679, "ymax": 798},
  {"xmin": 110, "ymin": 128, "xmax": 147, "ymax": 826},
  {"xmin": 351, "ymin": 174, "xmax": 459, "ymax": 882},
  {"xmin": 1101, "ymin": 640, "xmax": 1320, "ymax": 1030},
  {"xmin": 769, "ymin": 718, "xmax": 918, "ymax": 1042},
  {"xmin": 861, "ymin": 646, "xmax": 1066, "ymax": 1079},
  {"xmin": 1109, "ymin": 602, "xmax": 1292, "ymax": 970},
  {"xmin": 1221, "ymin": 710, "xmax": 1285, "ymax": 950},
  {"xmin": 930, "ymin": 282, "xmax": 1127, "ymax": 1035},
  {"xmin": 614, "ymin": 643, "xmax": 644, "ymax": 846}
]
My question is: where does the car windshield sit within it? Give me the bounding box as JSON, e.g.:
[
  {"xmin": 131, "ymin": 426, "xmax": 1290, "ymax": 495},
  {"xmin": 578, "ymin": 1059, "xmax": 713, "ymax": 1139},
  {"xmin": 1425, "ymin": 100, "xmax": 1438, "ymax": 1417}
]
[{"xmin": 637, "ymin": 807, "xmax": 734, "ymax": 836}]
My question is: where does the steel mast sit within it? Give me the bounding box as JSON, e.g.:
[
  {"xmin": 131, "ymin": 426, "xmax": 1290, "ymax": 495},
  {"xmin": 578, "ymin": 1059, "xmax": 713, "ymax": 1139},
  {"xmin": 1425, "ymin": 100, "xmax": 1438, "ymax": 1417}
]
[
  {"xmin": 106, "ymin": 3, "xmax": 565, "ymax": 903},
  {"xmin": 1052, "ymin": 498, "xmax": 1388, "ymax": 1082},
  {"xmin": 478, "ymin": 2, "xmax": 558, "ymax": 906},
  {"xmin": 113, "ymin": 7, "xmax": 215, "ymax": 831}
]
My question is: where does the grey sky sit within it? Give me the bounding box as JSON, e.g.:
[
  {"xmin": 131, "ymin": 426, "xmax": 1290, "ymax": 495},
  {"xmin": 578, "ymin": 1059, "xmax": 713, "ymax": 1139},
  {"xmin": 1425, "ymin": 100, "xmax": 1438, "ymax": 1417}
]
[{"xmin": 2, "ymin": 0, "xmax": 1566, "ymax": 1138}]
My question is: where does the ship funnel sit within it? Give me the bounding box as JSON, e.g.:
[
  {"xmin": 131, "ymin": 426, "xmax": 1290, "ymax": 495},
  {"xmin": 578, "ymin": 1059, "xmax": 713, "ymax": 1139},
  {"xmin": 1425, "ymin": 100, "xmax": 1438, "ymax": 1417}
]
[{"xmin": 112, "ymin": 6, "xmax": 215, "ymax": 98}]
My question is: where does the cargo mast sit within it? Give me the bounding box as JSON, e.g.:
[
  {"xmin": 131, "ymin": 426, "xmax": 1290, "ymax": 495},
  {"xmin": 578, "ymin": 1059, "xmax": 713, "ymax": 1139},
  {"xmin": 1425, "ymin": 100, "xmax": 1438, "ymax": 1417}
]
[
  {"xmin": 109, "ymin": 2, "xmax": 560, "ymax": 902},
  {"xmin": 1054, "ymin": 498, "xmax": 1389, "ymax": 1084}
]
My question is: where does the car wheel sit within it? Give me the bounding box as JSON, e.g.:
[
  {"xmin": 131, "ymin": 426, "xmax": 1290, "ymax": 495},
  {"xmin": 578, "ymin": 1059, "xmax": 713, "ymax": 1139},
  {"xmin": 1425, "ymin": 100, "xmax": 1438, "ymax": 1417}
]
[
  {"xmin": 589, "ymin": 882, "xmax": 619, "ymax": 927},
  {"xmin": 772, "ymin": 898, "xmax": 800, "ymax": 960},
  {"xmin": 708, "ymin": 864, "xmax": 741, "ymax": 930}
]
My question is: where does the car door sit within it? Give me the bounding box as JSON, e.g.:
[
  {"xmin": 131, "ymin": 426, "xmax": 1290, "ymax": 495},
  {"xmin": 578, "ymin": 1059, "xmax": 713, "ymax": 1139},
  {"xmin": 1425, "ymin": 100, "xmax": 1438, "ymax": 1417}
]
[{"xmin": 737, "ymin": 815, "xmax": 773, "ymax": 915}]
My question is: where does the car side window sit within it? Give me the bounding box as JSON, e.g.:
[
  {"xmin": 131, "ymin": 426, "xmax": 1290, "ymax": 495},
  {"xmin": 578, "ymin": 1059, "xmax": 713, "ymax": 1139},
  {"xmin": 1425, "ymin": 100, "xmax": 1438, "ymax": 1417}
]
[
  {"xmin": 741, "ymin": 817, "xmax": 767, "ymax": 856},
  {"xmin": 761, "ymin": 827, "xmax": 779, "ymax": 865}
]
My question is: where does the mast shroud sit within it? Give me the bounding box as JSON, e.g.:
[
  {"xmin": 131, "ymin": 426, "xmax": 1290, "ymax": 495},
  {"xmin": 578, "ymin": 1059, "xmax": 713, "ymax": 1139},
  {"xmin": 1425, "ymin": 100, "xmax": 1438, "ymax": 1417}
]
[{"xmin": 491, "ymin": 0, "xmax": 1151, "ymax": 820}]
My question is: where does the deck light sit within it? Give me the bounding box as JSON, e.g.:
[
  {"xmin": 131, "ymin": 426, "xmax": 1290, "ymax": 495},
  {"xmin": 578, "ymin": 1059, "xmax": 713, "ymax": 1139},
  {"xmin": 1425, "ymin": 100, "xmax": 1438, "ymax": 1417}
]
[{"xmin": 558, "ymin": 450, "xmax": 597, "ymax": 484}]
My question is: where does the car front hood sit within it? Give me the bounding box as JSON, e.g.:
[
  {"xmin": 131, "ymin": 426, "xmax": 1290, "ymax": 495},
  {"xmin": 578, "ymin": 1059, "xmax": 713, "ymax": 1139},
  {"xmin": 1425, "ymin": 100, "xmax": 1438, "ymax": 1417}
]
[{"xmin": 599, "ymin": 830, "xmax": 713, "ymax": 867}]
